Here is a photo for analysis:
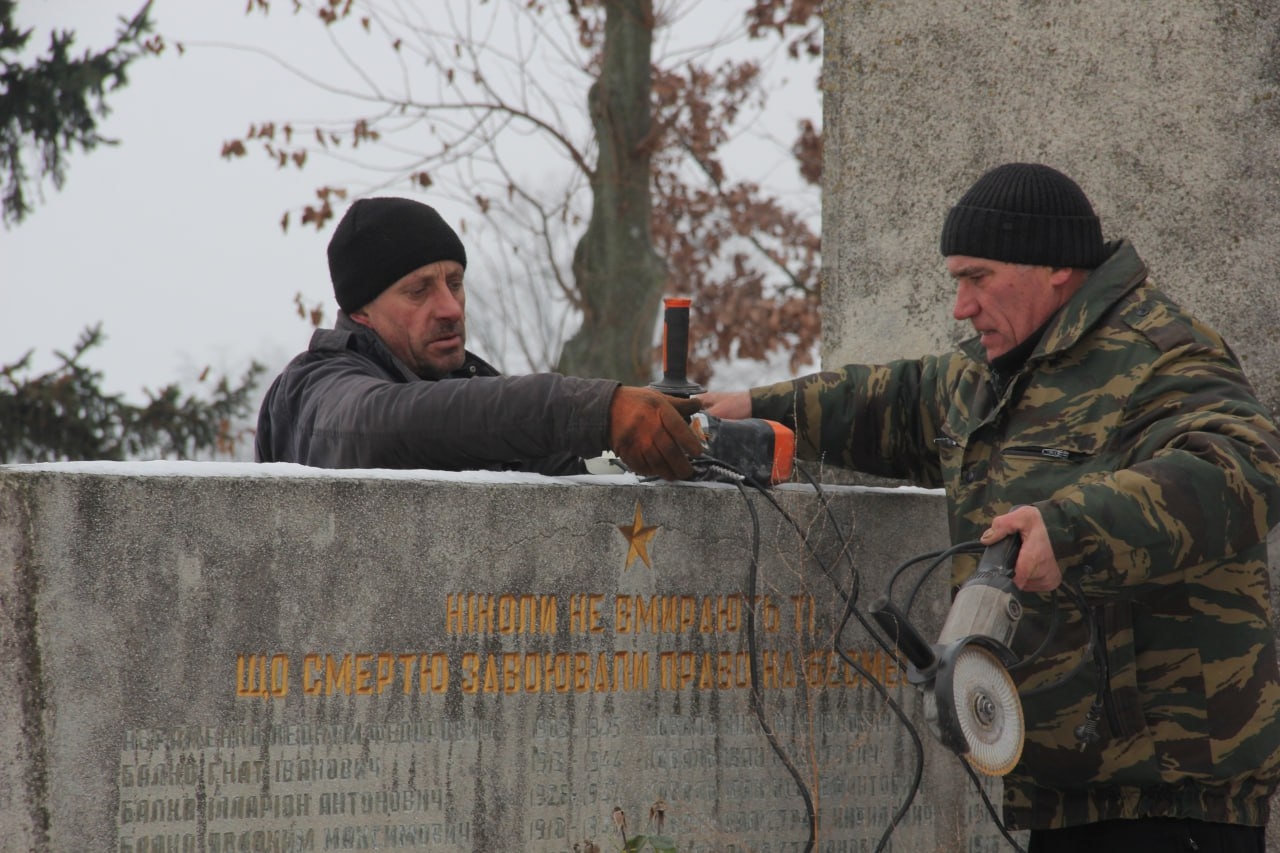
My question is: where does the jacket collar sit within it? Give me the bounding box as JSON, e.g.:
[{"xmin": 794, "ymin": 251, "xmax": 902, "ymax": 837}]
[
  {"xmin": 1037, "ymin": 240, "xmax": 1148, "ymax": 358},
  {"xmin": 309, "ymin": 311, "xmax": 499, "ymax": 380}
]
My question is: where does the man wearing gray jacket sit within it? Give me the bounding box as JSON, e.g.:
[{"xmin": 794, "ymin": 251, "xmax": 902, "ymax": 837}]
[{"xmin": 256, "ymin": 196, "xmax": 701, "ymax": 480}]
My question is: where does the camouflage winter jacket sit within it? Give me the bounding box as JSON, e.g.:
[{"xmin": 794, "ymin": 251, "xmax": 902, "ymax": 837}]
[{"xmin": 750, "ymin": 241, "xmax": 1280, "ymax": 830}]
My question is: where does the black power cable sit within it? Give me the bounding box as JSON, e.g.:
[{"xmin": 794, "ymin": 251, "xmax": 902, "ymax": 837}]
[
  {"xmin": 706, "ymin": 457, "xmax": 925, "ymax": 852},
  {"xmin": 699, "ymin": 457, "xmax": 1007, "ymax": 852},
  {"xmin": 789, "ymin": 464, "xmax": 1027, "ymax": 853},
  {"xmin": 674, "ymin": 456, "xmax": 1102, "ymax": 853},
  {"xmin": 734, "ymin": 479, "xmax": 819, "ymax": 853}
]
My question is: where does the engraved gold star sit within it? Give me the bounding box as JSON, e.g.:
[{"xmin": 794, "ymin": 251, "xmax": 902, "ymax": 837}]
[{"xmin": 617, "ymin": 501, "xmax": 659, "ymax": 570}]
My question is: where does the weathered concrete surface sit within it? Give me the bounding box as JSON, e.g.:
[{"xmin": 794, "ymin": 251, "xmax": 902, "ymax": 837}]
[
  {"xmin": 819, "ymin": 0, "xmax": 1280, "ymax": 844},
  {"xmin": 822, "ymin": 0, "xmax": 1280, "ymax": 415},
  {"xmin": 0, "ymin": 463, "xmax": 1029, "ymax": 853}
]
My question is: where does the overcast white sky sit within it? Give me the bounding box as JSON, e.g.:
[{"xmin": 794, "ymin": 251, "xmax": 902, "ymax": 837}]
[
  {"xmin": 4, "ymin": 1, "xmax": 356, "ymax": 398},
  {"xmin": 2, "ymin": 1, "xmax": 819, "ymax": 409}
]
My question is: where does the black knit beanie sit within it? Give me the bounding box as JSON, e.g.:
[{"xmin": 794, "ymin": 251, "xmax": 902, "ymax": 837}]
[
  {"xmin": 939, "ymin": 163, "xmax": 1105, "ymax": 268},
  {"xmin": 327, "ymin": 197, "xmax": 468, "ymax": 313}
]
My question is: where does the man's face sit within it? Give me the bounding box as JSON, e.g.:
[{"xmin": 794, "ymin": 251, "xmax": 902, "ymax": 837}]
[
  {"xmin": 351, "ymin": 260, "xmax": 467, "ymax": 379},
  {"xmin": 946, "ymin": 256, "xmax": 1069, "ymax": 361}
]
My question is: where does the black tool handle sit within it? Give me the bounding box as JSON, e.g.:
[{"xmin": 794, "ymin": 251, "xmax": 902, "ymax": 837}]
[
  {"xmin": 663, "ymin": 299, "xmax": 691, "ymax": 382},
  {"xmin": 975, "ymin": 534, "xmax": 1021, "ymax": 580},
  {"xmin": 868, "ymin": 596, "xmax": 937, "ymax": 672},
  {"xmin": 648, "ymin": 297, "xmax": 705, "ymax": 397}
]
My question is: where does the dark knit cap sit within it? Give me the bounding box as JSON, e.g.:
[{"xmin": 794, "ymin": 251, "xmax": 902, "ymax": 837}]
[
  {"xmin": 327, "ymin": 197, "xmax": 468, "ymax": 313},
  {"xmin": 940, "ymin": 163, "xmax": 1105, "ymax": 268}
]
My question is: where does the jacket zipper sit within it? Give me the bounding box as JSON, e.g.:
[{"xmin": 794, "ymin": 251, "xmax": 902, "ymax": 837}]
[{"xmin": 1004, "ymin": 446, "xmax": 1085, "ymax": 461}]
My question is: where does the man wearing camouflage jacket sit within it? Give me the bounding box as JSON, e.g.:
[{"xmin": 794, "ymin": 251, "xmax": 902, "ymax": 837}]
[{"xmin": 702, "ymin": 163, "xmax": 1280, "ymax": 851}]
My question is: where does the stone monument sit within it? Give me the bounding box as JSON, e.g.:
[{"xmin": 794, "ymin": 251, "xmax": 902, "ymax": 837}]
[{"xmin": 0, "ymin": 464, "xmax": 1022, "ymax": 852}]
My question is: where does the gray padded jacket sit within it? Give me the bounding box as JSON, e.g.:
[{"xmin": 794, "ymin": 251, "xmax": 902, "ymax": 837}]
[{"xmin": 255, "ymin": 314, "xmax": 619, "ymax": 474}]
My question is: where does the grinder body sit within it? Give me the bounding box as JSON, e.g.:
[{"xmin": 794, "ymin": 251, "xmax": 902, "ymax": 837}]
[
  {"xmin": 937, "ymin": 540, "xmax": 1024, "ymax": 655},
  {"xmin": 691, "ymin": 413, "xmax": 794, "ymax": 486}
]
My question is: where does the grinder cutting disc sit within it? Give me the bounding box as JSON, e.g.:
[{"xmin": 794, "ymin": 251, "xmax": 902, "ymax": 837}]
[{"xmin": 945, "ymin": 644, "xmax": 1024, "ymax": 776}]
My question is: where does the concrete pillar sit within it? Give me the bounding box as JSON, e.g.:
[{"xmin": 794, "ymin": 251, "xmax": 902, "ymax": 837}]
[{"xmin": 822, "ymin": 0, "xmax": 1280, "ymax": 414}]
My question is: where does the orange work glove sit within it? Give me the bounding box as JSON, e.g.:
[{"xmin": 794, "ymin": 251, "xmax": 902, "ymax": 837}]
[{"xmin": 607, "ymin": 387, "xmax": 704, "ymax": 481}]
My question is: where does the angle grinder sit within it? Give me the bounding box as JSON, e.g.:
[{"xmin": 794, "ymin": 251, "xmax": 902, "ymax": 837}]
[
  {"xmin": 649, "ymin": 296, "xmax": 795, "ymax": 487},
  {"xmin": 869, "ymin": 536, "xmax": 1025, "ymax": 776}
]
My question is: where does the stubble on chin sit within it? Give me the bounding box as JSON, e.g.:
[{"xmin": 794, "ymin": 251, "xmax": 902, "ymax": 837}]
[{"xmin": 416, "ymin": 346, "xmax": 466, "ymax": 380}]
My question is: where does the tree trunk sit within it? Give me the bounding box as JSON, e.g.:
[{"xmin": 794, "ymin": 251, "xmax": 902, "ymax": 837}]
[{"xmin": 556, "ymin": 0, "xmax": 665, "ymax": 385}]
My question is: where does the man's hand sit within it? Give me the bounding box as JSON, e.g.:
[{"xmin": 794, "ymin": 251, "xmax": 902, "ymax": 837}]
[
  {"xmin": 981, "ymin": 505, "xmax": 1062, "ymax": 592},
  {"xmin": 697, "ymin": 390, "xmax": 751, "ymax": 420},
  {"xmin": 608, "ymin": 387, "xmax": 704, "ymax": 481}
]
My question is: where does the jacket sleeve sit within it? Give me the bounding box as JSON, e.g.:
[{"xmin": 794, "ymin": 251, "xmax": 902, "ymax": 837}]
[
  {"xmin": 1038, "ymin": 334, "xmax": 1280, "ymax": 592},
  {"xmin": 748, "ymin": 355, "xmax": 956, "ymax": 487},
  {"xmin": 267, "ymin": 353, "xmax": 619, "ymax": 470}
]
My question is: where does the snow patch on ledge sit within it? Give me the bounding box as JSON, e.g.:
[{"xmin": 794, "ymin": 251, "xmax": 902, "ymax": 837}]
[
  {"xmin": 0, "ymin": 460, "xmax": 945, "ymax": 496},
  {"xmin": 1, "ymin": 460, "xmax": 619, "ymax": 486}
]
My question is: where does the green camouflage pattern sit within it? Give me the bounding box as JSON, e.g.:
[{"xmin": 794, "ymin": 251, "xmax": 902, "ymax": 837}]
[{"xmin": 751, "ymin": 241, "xmax": 1280, "ymax": 830}]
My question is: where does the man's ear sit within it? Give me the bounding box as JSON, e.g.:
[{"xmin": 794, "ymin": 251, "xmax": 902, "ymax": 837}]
[
  {"xmin": 349, "ymin": 310, "xmax": 373, "ymax": 328},
  {"xmin": 1047, "ymin": 267, "xmax": 1086, "ymax": 290}
]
